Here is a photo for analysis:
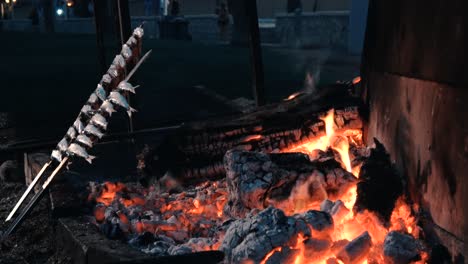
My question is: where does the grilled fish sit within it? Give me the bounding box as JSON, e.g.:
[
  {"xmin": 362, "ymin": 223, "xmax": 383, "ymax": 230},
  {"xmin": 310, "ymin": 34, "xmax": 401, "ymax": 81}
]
[
  {"xmin": 51, "ymin": 149, "xmax": 63, "ymax": 162},
  {"xmin": 67, "ymin": 143, "xmax": 96, "ymax": 164},
  {"xmin": 84, "ymin": 124, "xmax": 104, "ymax": 139},
  {"xmin": 101, "ymin": 74, "xmax": 112, "ymax": 85},
  {"xmin": 113, "ymin": 55, "xmax": 126, "ymax": 69},
  {"xmin": 73, "ymin": 119, "xmax": 85, "ymax": 134},
  {"xmin": 126, "ymin": 36, "xmax": 137, "ymax": 47},
  {"xmin": 66, "ymin": 127, "xmax": 77, "ymax": 139},
  {"xmin": 100, "ymin": 100, "xmax": 116, "ymax": 116},
  {"xmin": 95, "ymin": 84, "xmax": 107, "ymax": 101},
  {"xmin": 117, "ymin": 81, "xmax": 138, "ymax": 94},
  {"xmin": 88, "ymin": 93, "xmax": 99, "ymax": 105},
  {"xmin": 107, "ymin": 65, "xmax": 119, "ymax": 78},
  {"xmin": 121, "ymin": 44, "xmax": 132, "ymax": 59},
  {"xmin": 81, "ymin": 104, "xmax": 94, "ymax": 116},
  {"xmin": 76, "ymin": 134, "xmax": 93, "ymax": 148},
  {"xmin": 90, "ymin": 113, "xmax": 108, "ymax": 130},
  {"xmin": 57, "ymin": 138, "xmax": 69, "ymax": 152},
  {"xmin": 133, "ymin": 27, "xmax": 144, "ymax": 38},
  {"xmin": 109, "ymin": 91, "xmax": 137, "ymax": 117}
]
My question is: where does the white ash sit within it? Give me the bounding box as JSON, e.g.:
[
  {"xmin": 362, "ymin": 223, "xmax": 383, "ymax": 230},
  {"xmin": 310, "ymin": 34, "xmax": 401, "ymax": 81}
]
[
  {"xmin": 220, "ymin": 207, "xmax": 334, "ymax": 263},
  {"xmin": 224, "ymin": 150, "xmax": 357, "ymax": 218}
]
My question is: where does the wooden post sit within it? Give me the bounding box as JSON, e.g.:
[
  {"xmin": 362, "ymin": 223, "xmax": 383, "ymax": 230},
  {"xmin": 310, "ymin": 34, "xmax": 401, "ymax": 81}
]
[
  {"xmin": 113, "ymin": 0, "xmax": 134, "ymax": 133},
  {"xmin": 245, "ymin": 0, "xmax": 265, "ymax": 107},
  {"xmin": 93, "ymin": 0, "xmax": 107, "ymax": 74}
]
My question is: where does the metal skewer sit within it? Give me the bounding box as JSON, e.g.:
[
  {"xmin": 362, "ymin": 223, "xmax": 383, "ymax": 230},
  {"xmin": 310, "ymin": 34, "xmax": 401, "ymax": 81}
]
[
  {"xmin": 5, "ymin": 161, "xmax": 52, "ymax": 222},
  {"xmin": 1, "ymin": 157, "xmax": 68, "ymax": 242},
  {"xmin": 125, "ymin": 50, "xmax": 152, "ymax": 82},
  {"xmin": 1, "ymin": 41, "xmax": 151, "ymax": 242}
]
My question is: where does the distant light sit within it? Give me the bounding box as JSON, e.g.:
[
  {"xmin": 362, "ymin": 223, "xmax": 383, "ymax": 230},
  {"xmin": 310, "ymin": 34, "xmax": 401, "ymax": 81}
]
[
  {"xmin": 12, "ymin": 0, "xmax": 16, "ymax": 3},
  {"xmin": 56, "ymin": 8, "xmax": 64, "ymax": 16},
  {"xmin": 352, "ymin": 76, "xmax": 362, "ymax": 85},
  {"xmin": 66, "ymin": 0, "xmax": 73, "ymax": 7},
  {"xmin": 5, "ymin": 0, "xmax": 10, "ymax": 4}
]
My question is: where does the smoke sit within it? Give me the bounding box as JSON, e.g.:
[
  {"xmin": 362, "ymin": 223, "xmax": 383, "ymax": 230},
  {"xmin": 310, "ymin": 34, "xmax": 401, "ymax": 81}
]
[{"xmin": 303, "ymin": 48, "xmax": 331, "ymax": 94}]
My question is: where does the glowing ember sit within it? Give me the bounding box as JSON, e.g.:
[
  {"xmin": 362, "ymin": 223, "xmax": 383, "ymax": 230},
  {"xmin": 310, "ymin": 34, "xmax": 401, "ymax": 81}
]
[{"xmin": 89, "ymin": 108, "xmax": 426, "ymax": 263}]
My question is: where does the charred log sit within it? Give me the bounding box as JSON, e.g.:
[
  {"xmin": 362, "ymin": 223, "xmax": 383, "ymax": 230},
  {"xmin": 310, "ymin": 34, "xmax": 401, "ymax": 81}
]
[
  {"xmin": 354, "ymin": 138, "xmax": 403, "ymax": 225},
  {"xmin": 223, "ymin": 150, "xmax": 357, "ymax": 218},
  {"xmin": 137, "ymin": 92, "xmax": 364, "ymax": 185}
]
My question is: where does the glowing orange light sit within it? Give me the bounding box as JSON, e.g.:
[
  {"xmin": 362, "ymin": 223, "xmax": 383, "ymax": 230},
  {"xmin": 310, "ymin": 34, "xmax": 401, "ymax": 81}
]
[
  {"xmin": 285, "ymin": 91, "xmax": 303, "ymax": 101},
  {"xmin": 352, "ymin": 76, "xmax": 361, "ymax": 85}
]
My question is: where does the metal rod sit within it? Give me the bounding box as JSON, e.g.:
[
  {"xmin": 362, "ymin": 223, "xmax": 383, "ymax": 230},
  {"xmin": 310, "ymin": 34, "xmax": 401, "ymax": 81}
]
[
  {"xmin": 245, "ymin": 0, "xmax": 265, "ymax": 107},
  {"xmin": 1, "ymin": 157, "xmax": 68, "ymax": 242},
  {"xmin": 5, "ymin": 161, "xmax": 51, "ymax": 222},
  {"xmin": 125, "ymin": 50, "xmax": 153, "ymax": 82},
  {"xmin": 0, "ymin": 122, "xmax": 181, "ymax": 153}
]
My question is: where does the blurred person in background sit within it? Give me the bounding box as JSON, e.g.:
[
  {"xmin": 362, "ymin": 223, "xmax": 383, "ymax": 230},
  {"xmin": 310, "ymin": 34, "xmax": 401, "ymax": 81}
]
[{"xmin": 216, "ymin": 2, "xmax": 230, "ymax": 42}]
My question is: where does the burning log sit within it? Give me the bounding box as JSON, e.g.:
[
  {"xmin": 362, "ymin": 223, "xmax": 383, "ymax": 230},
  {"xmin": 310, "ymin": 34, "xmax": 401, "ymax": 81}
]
[
  {"xmin": 354, "ymin": 139, "xmax": 404, "ymax": 225},
  {"xmin": 223, "ymin": 150, "xmax": 357, "ymax": 218},
  {"xmin": 136, "ymin": 94, "xmax": 364, "ymax": 185}
]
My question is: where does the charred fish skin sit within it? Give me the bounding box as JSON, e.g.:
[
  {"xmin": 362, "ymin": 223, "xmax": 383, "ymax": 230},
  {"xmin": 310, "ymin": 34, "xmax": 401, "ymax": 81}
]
[
  {"xmin": 100, "ymin": 100, "xmax": 117, "ymax": 116},
  {"xmin": 117, "ymin": 81, "xmax": 138, "ymax": 94},
  {"xmin": 57, "ymin": 138, "xmax": 69, "ymax": 152},
  {"xmin": 95, "ymin": 84, "xmax": 107, "ymax": 101},
  {"xmin": 67, "ymin": 143, "xmax": 96, "ymax": 164},
  {"xmin": 121, "ymin": 44, "xmax": 132, "ymax": 60},
  {"xmin": 84, "ymin": 124, "xmax": 104, "ymax": 139},
  {"xmin": 109, "ymin": 91, "xmax": 137, "ymax": 117},
  {"xmin": 76, "ymin": 134, "xmax": 93, "ymax": 148},
  {"xmin": 66, "ymin": 127, "xmax": 77, "ymax": 140},
  {"xmin": 51, "ymin": 149, "xmax": 63, "ymax": 163},
  {"xmin": 73, "ymin": 119, "xmax": 85, "ymax": 134},
  {"xmin": 90, "ymin": 113, "xmax": 108, "ymax": 130}
]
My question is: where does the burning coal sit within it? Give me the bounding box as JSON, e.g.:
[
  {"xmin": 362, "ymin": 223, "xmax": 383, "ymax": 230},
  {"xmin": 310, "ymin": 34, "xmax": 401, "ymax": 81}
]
[{"xmin": 88, "ymin": 109, "xmax": 429, "ymax": 263}]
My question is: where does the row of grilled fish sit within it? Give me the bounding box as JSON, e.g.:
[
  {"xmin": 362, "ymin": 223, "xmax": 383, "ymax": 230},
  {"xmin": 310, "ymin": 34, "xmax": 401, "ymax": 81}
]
[{"xmin": 51, "ymin": 26, "xmax": 144, "ymax": 164}]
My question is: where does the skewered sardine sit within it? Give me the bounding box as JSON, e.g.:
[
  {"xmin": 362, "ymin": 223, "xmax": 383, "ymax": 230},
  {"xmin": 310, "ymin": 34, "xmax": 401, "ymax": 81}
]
[
  {"xmin": 51, "ymin": 149, "xmax": 63, "ymax": 162},
  {"xmin": 121, "ymin": 44, "xmax": 132, "ymax": 59},
  {"xmin": 117, "ymin": 81, "xmax": 139, "ymax": 94},
  {"xmin": 58, "ymin": 138, "xmax": 69, "ymax": 152},
  {"xmin": 84, "ymin": 124, "xmax": 104, "ymax": 139},
  {"xmin": 100, "ymin": 100, "xmax": 116, "ymax": 116},
  {"xmin": 90, "ymin": 113, "xmax": 108, "ymax": 130},
  {"xmin": 133, "ymin": 27, "xmax": 144, "ymax": 38},
  {"xmin": 107, "ymin": 65, "xmax": 119, "ymax": 78},
  {"xmin": 113, "ymin": 55, "xmax": 126, "ymax": 69},
  {"xmin": 101, "ymin": 74, "xmax": 112, "ymax": 85},
  {"xmin": 126, "ymin": 36, "xmax": 137, "ymax": 47},
  {"xmin": 95, "ymin": 84, "xmax": 107, "ymax": 101},
  {"xmin": 109, "ymin": 91, "xmax": 137, "ymax": 117},
  {"xmin": 67, "ymin": 143, "xmax": 96, "ymax": 164},
  {"xmin": 73, "ymin": 119, "xmax": 85, "ymax": 133},
  {"xmin": 76, "ymin": 134, "xmax": 93, "ymax": 148},
  {"xmin": 66, "ymin": 127, "xmax": 77, "ymax": 139},
  {"xmin": 87, "ymin": 93, "xmax": 99, "ymax": 104},
  {"xmin": 81, "ymin": 104, "xmax": 94, "ymax": 116}
]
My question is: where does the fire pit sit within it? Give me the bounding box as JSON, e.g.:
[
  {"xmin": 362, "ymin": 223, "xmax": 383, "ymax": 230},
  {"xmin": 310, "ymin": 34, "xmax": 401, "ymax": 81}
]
[{"xmin": 67, "ymin": 99, "xmax": 431, "ymax": 264}]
